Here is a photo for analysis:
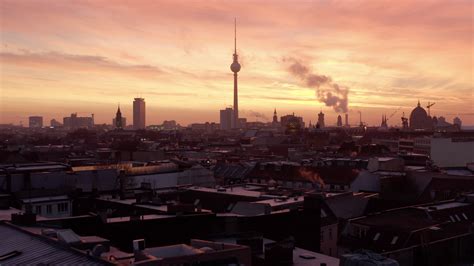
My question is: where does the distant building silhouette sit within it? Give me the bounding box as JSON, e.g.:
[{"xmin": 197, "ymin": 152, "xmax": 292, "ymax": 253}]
[
  {"xmin": 113, "ymin": 105, "xmax": 126, "ymax": 129},
  {"xmin": 337, "ymin": 115, "xmax": 343, "ymax": 127},
  {"xmin": 409, "ymin": 101, "xmax": 432, "ymax": 130},
  {"xmin": 345, "ymin": 113, "xmax": 349, "ymax": 127},
  {"xmin": 29, "ymin": 116, "xmax": 43, "ymax": 128},
  {"xmin": 50, "ymin": 119, "xmax": 62, "ymax": 128},
  {"xmin": 281, "ymin": 113, "xmax": 304, "ymax": 130},
  {"xmin": 162, "ymin": 120, "xmax": 177, "ymax": 130},
  {"xmin": 63, "ymin": 113, "xmax": 94, "ymax": 129},
  {"xmin": 133, "ymin": 98, "xmax": 146, "ymax": 130},
  {"xmin": 317, "ymin": 110, "xmax": 325, "ymax": 128},
  {"xmin": 453, "ymin": 117, "xmax": 462, "ymax": 128},
  {"xmin": 380, "ymin": 114, "xmax": 388, "ymax": 128},
  {"xmin": 220, "ymin": 108, "xmax": 233, "ymax": 130}
]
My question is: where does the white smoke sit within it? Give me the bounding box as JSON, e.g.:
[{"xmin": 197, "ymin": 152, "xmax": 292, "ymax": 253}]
[{"xmin": 284, "ymin": 57, "xmax": 349, "ymax": 113}]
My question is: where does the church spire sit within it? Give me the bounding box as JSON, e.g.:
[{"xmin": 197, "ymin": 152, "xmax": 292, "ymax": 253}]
[{"xmin": 117, "ymin": 103, "xmax": 121, "ymax": 114}]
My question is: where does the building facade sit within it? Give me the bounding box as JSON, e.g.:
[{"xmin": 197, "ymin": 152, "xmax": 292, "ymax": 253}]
[
  {"xmin": 220, "ymin": 108, "xmax": 233, "ymax": 130},
  {"xmin": 29, "ymin": 116, "xmax": 43, "ymax": 128},
  {"xmin": 133, "ymin": 98, "xmax": 146, "ymax": 130}
]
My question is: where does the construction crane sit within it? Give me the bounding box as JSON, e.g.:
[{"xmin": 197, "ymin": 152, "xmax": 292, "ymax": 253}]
[
  {"xmin": 386, "ymin": 106, "xmax": 402, "ymax": 122},
  {"xmin": 426, "ymin": 102, "xmax": 435, "ymax": 116},
  {"xmin": 401, "ymin": 112, "xmax": 409, "ymax": 129},
  {"xmin": 358, "ymin": 111, "xmax": 363, "ymax": 127}
]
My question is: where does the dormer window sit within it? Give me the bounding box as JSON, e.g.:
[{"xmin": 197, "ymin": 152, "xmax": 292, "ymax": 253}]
[
  {"xmin": 455, "ymin": 214, "xmax": 461, "ymax": 222},
  {"xmin": 391, "ymin": 236, "xmax": 398, "ymax": 245},
  {"xmin": 449, "ymin": 215, "xmax": 456, "ymax": 222},
  {"xmin": 373, "ymin": 233, "xmax": 380, "ymax": 241}
]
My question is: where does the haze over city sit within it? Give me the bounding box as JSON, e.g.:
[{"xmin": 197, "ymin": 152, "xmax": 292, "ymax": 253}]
[
  {"xmin": 1, "ymin": 0, "xmax": 472, "ymax": 126},
  {"xmin": 2, "ymin": 1, "xmax": 474, "ymax": 265}
]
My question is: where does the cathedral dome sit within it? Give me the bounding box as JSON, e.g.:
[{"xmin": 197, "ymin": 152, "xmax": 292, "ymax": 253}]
[{"xmin": 409, "ymin": 101, "xmax": 430, "ymax": 129}]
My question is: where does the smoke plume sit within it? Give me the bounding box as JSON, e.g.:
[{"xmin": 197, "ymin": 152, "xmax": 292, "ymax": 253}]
[
  {"xmin": 245, "ymin": 110, "xmax": 269, "ymax": 121},
  {"xmin": 299, "ymin": 168, "xmax": 325, "ymax": 189},
  {"xmin": 284, "ymin": 57, "xmax": 349, "ymax": 113}
]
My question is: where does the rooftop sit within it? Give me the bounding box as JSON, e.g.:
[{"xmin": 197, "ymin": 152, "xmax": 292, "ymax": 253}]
[
  {"xmin": 0, "ymin": 223, "xmax": 107, "ymax": 265},
  {"xmin": 188, "ymin": 185, "xmax": 263, "ymax": 198}
]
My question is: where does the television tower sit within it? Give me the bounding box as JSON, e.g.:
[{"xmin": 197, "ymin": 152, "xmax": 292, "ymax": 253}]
[{"xmin": 230, "ymin": 18, "xmax": 241, "ymax": 128}]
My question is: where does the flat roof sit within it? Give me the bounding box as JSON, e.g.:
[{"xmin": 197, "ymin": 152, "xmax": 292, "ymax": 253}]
[
  {"xmin": 188, "ymin": 186, "xmax": 262, "ymax": 198},
  {"xmin": 21, "ymin": 195, "xmax": 69, "ymax": 204},
  {"xmin": 106, "ymin": 214, "xmax": 174, "ymax": 223},
  {"xmin": 417, "ymin": 202, "xmax": 470, "ymax": 212},
  {"xmin": 213, "ymin": 237, "xmax": 339, "ymax": 266},
  {"xmin": 254, "ymin": 196, "xmax": 304, "ymax": 208},
  {"xmin": 146, "ymin": 244, "xmax": 202, "ymax": 258}
]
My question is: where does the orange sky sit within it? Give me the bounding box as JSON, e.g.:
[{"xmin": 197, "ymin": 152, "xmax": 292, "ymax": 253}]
[{"xmin": 1, "ymin": 0, "xmax": 473, "ymax": 126}]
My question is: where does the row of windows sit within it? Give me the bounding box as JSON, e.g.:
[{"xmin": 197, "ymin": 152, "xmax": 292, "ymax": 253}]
[
  {"xmin": 372, "ymin": 233, "xmax": 398, "ymax": 245},
  {"xmin": 449, "ymin": 213, "xmax": 469, "ymax": 222},
  {"xmin": 33, "ymin": 202, "xmax": 69, "ymax": 215}
]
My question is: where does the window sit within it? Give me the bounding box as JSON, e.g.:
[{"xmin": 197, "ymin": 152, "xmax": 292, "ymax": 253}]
[
  {"xmin": 320, "ymin": 229, "xmax": 324, "ymax": 242},
  {"xmin": 391, "ymin": 236, "xmax": 398, "ymax": 245},
  {"xmin": 35, "ymin": 205, "xmax": 41, "ymax": 215},
  {"xmin": 46, "ymin": 205, "xmax": 52, "ymax": 214},
  {"xmin": 373, "ymin": 232, "xmax": 381, "ymax": 241},
  {"xmin": 449, "ymin": 215, "xmax": 456, "ymax": 222},
  {"xmin": 58, "ymin": 203, "xmax": 69, "ymax": 213},
  {"xmin": 455, "ymin": 214, "xmax": 461, "ymax": 222},
  {"xmin": 329, "ymin": 228, "xmax": 333, "ymax": 240},
  {"xmin": 321, "ymin": 209, "xmax": 327, "ymax": 218}
]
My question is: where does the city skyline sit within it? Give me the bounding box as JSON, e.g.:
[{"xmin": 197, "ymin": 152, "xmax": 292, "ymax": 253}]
[{"xmin": 1, "ymin": 0, "xmax": 473, "ymax": 126}]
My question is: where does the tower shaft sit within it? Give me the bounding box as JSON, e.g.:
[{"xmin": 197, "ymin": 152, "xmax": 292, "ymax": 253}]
[
  {"xmin": 230, "ymin": 18, "xmax": 241, "ymax": 129},
  {"xmin": 233, "ymin": 72, "xmax": 239, "ymax": 128}
]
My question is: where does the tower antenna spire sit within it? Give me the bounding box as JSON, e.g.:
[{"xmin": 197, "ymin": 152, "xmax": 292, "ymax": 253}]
[{"xmin": 234, "ymin": 18, "xmax": 237, "ymax": 54}]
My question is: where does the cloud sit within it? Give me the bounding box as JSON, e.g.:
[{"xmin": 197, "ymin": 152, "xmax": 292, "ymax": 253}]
[{"xmin": 0, "ymin": 51, "xmax": 163, "ymax": 79}]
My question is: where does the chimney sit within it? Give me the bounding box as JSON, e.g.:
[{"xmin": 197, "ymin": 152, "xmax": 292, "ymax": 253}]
[
  {"xmin": 296, "ymin": 193, "xmax": 322, "ymax": 252},
  {"xmin": 133, "ymin": 239, "xmax": 145, "ymax": 252},
  {"xmin": 133, "ymin": 239, "xmax": 148, "ymax": 261}
]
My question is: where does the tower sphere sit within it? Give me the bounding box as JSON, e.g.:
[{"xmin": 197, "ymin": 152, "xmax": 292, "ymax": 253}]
[{"xmin": 231, "ymin": 61, "xmax": 241, "ymax": 73}]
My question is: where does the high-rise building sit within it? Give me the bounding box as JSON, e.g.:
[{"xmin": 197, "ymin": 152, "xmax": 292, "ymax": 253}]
[
  {"xmin": 29, "ymin": 116, "xmax": 43, "ymax": 128},
  {"xmin": 344, "ymin": 113, "xmax": 349, "ymax": 127},
  {"xmin": 317, "ymin": 111, "xmax": 325, "ymax": 128},
  {"xmin": 133, "ymin": 98, "xmax": 146, "ymax": 130},
  {"xmin": 220, "ymin": 108, "xmax": 233, "ymax": 130},
  {"xmin": 273, "ymin": 109, "xmax": 278, "ymax": 123},
  {"xmin": 337, "ymin": 115, "xmax": 343, "ymax": 127},
  {"xmin": 230, "ymin": 19, "xmax": 241, "ymax": 129},
  {"xmin": 380, "ymin": 115, "xmax": 388, "ymax": 128}
]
